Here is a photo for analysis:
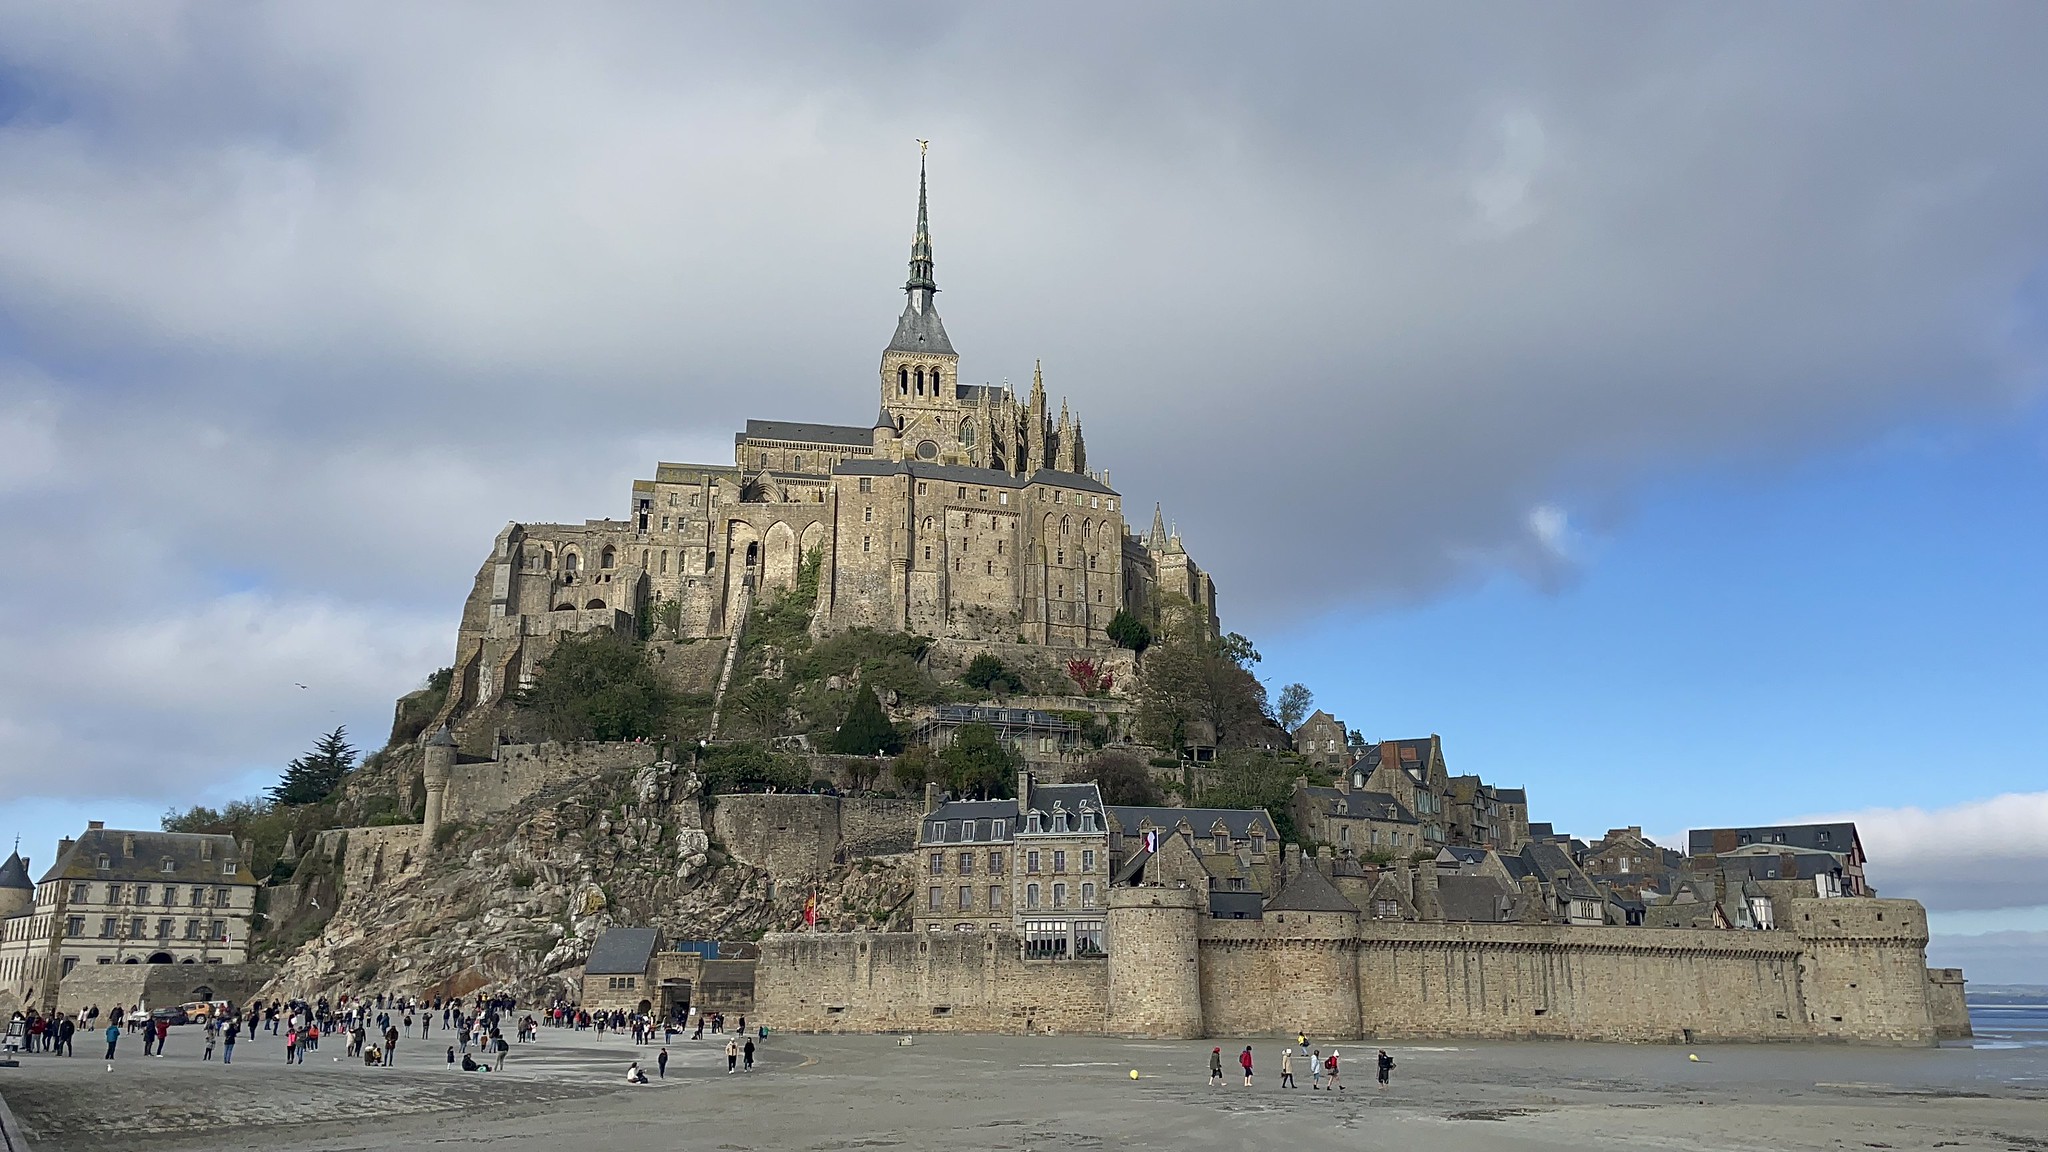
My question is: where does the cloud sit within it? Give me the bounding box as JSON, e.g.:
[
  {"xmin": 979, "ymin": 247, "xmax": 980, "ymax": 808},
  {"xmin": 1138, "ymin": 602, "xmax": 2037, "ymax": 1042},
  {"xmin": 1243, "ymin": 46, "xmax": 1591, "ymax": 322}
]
[
  {"xmin": 1926, "ymin": 930, "xmax": 2048, "ymax": 988},
  {"xmin": 1814, "ymin": 792, "xmax": 2048, "ymax": 913},
  {"xmin": 0, "ymin": 5, "xmax": 2046, "ymax": 813}
]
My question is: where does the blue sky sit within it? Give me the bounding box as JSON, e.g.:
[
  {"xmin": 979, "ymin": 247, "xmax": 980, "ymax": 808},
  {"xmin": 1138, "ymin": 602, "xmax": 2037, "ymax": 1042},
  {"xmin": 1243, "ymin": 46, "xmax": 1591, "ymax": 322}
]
[{"xmin": 0, "ymin": 4, "xmax": 2043, "ymax": 983}]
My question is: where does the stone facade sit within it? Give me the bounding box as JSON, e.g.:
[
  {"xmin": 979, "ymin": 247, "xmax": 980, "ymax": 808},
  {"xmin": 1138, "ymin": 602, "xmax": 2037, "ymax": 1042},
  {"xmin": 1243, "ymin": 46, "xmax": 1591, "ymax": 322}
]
[
  {"xmin": 435, "ymin": 158, "xmax": 1217, "ymax": 729},
  {"xmin": 710, "ymin": 794, "xmax": 920, "ymax": 879},
  {"xmin": 0, "ymin": 826, "xmax": 259, "ymax": 1014},
  {"xmin": 1289, "ymin": 710, "xmax": 1350, "ymax": 771},
  {"xmin": 758, "ymin": 890, "xmax": 1951, "ymax": 1046}
]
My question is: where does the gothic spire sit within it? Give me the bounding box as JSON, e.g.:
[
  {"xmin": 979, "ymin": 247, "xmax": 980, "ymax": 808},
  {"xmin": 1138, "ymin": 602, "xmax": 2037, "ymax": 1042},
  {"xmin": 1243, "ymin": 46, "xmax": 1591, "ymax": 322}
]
[
  {"xmin": 1148, "ymin": 503, "xmax": 1168, "ymax": 551},
  {"xmin": 905, "ymin": 145, "xmax": 938, "ymax": 306}
]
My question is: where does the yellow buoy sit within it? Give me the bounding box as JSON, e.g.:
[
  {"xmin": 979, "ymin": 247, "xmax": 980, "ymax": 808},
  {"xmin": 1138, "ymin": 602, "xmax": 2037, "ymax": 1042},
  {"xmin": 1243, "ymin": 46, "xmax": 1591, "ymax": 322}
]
[
  {"xmin": 1129, "ymin": 1068, "xmax": 1141, "ymax": 1080},
  {"xmin": 1688, "ymin": 1053, "xmax": 1700, "ymax": 1062}
]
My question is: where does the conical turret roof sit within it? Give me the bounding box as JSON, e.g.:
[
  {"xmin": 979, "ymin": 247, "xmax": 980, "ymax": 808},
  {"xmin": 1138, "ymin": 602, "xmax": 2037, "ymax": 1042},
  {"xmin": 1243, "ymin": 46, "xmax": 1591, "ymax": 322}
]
[{"xmin": 0, "ymin": 849, "xmax": 32, "ymax": 890}]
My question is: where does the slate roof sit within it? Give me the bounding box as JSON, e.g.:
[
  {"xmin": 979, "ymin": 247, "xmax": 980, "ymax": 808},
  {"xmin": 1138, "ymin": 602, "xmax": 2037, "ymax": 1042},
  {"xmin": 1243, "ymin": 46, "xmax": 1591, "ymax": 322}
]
[
  {"xmin": 0, "ymin": 851, "xmax": 30, "ymax": 891},
  {"xmin": 1108, "ymin": 806, "xmax": 1279, "ymax": 842},
  {"xmin": 886, "ymin": 301, "xmax": 956, "ymax": 356},
  {"xmin": 1264, "ymin": 865, "xmax": 1358, "ymax": 914},
  {"xmin": 38, "ymin": 828, "xmax": 254, "ymax": 886},
  {"xmin": 922, "ymin": 800, "xmax": 1020, "ymax": 843},
  {"xmin": 1437, "ymin": 873, "xmax": 1519, "ymax": 923},
  {"xmin": 1021, "ymin": 784, "xmax": 1106, "ymax": 831},
  {"xmin": 586, "ymin": 927, "xmax": 662, "ymax": 975},
  {"xmin": 1519, "ymin": 842, "xmax": 1599, "ymax": 900},
  {"xmin": 741, "ymin": 419, "xmax": 877, "ymax": 448},
  {"xmin": 1687, "ymin": 823, "xmax": 1862, "ymax": 859},
  {"xmin": 834, "ymin": 458, "xmax": 1118, "ymax": 496},
  {"xmin": 1209, "ymin": 891, "xmax": 1264, "ymax": 920},
  {"xmin": 1495, "ymin": 788, "xmax": 1527, "ymax": 804},
  {"xmin": 1302, "ymin": 786, "xmax": 1414, "ymax": 824},
  {"xmin": 1527, "ymin": 822, "xmax": 1555, "ymax": 840}
]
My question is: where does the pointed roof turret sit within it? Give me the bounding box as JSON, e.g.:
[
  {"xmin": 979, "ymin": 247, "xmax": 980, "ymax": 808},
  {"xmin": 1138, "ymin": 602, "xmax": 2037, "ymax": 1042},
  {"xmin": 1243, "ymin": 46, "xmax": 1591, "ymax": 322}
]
[
  {"xmin": 906, "ymin": 146, "xmax": 937, "ymax": 299},
  {"xmin": 1147, "ymin": 503, "xmax": 1168, "ymax": 551},
  {"xmin": 0, "ymin": 848, "xmax": 31, "ymax": 891},
  {"xmin": 886, "ymin": 146, "xmax": 955, "ymax": 356}
]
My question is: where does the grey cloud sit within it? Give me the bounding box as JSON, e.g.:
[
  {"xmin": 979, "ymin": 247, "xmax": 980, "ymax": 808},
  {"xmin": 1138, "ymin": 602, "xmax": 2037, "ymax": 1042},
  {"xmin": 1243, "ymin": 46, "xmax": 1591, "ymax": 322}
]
[
  {"xmin": 1, "ymin": 4, "xmax": 2046, "ymax": 805},
  {"xmin": 1926, "ymin": 931, "xmax": 2048, "ymax": 988}
]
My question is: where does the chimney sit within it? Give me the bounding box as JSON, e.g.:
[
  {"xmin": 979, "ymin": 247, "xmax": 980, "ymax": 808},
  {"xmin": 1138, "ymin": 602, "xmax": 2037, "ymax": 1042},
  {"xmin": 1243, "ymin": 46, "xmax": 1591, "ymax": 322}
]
[
  {"xmin": 1015, "ymin": 768, "xmax": 1032, "ymax": 815},
  {"xmin": 923, "ymin": 781, "xmax": 940, "ymax": 816},
  {"xmin": 122, "ymin": 834, "xmax": 135, "ymax": 857},
  {"xmin": 1335, "ymin": 773, "xmax": 1350, "ymax": 796},
  {"xmin": 1415, "ymin": 857, "xmax": 1444, "ymax": 922},
  {"xmin": 1282, "ymin": 842, "xmax": 1301, "ymax": 880},
  {"xmin": 87, "ymin": 820, "xmax": 105, "ymax": 830}
]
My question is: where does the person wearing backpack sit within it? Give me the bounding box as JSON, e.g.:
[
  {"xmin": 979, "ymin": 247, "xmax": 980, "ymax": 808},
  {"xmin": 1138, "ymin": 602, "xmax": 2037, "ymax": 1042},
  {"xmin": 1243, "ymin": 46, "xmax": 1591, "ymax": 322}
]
[
  {"xmin": 1377, "ymin": 1049, "xmax": 1395, "ymax": 1089},
  {"xmin": 1238, "ymin": 1045, "xmax": 1254, "ymax": 1088},
  {"xmin": 1325, "ymin": 1049, "xmax": 1342, "ymax": 1091}
]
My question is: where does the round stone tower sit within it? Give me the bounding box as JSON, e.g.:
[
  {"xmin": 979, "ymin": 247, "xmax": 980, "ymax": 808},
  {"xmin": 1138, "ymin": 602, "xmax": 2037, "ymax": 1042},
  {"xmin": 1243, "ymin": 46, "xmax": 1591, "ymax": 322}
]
[
  {"xmin": 0, "ymin": 848, "xmax": 32, "ymax": 922},
  {"xmin": 421, "ymin": 725, "xmax": 457, "ymax": 849},
  {"xmin": 1106, "ymin": 884, "xmax": 1205, "ymax": 1038}
]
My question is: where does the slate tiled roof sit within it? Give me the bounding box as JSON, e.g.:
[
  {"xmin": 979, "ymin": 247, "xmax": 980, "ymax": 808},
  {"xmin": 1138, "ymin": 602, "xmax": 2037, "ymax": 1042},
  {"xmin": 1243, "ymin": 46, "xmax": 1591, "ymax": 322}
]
[
  {"xmin": 1264, "ymin": 865, "xmax": 1358, "ymax": 914},
  {"xmin": 887, "ymin": 301, "xmax": 956, "ymax": 355},
  {"xmin": 834, "ymin": 458, "xmax": 1118, "ymax": 496},
  {"xmin": 1108, "ymin": 806, "xmax": 1279, "ymax": 842},
  {"xmin": 1495, "ymin": 788, "xmax": 1527, "ymax": 805},
  {"xmin": 0, "ymin": 851, "xmax": 30, "ymax": 891},
  {"xmin": 1437, "ymin": 873, "xmax": 1519, "ymax": 923},
  {"xmin": 586, "ymin": 927, "xmax": 662, "ymax": 975},
  {"xmin": 1209, "ymin": 891, "xmax": 1264, "ymax": 920},
  {"xmin": 1302, "ymin": 786, "xmax": 1414, "ymax": 824},
  {"xmin": 1520, "ymin": 842, "xmax": 1600, "ymax": 900},
  {"xmin": 1687, "ymin": 823, "xmax": 1861, "ymax": 859},
  {"xmin": 39, "ymin": 829, "xmax": 254, "ymax": 886},
  {"xmin": 741, "ymin": 419, "xmax": 877, "ymax": 448}
]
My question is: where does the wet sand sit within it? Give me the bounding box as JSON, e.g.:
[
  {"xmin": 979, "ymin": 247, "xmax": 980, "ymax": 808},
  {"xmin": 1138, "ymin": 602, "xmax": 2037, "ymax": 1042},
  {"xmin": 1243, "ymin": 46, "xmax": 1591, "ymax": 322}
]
[{"xmin": 2, "ymin": 1025, "xmax": 2043, "ymax": 1151}]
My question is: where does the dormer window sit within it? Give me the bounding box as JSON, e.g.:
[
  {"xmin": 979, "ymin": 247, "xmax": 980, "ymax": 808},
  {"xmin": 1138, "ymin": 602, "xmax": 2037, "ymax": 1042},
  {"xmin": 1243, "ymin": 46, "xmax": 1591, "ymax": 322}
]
[
  {"xmin": 1213, "ymin": 833, "xmax": 1229, "ymax": 854},
  {"xmin": 96, "ymin": 854, "xmax": 110, "ymax": 870},
  {"xmin": 222, "ymin": 861, "xmax": 237, "ymax": 876},
  {"xmin": 161, "ymin": 859, "xmax": 176, "ymax": 873},
  {"xmin": 930, "ymin": 823, "xmax": 943, "ymax": 841}
]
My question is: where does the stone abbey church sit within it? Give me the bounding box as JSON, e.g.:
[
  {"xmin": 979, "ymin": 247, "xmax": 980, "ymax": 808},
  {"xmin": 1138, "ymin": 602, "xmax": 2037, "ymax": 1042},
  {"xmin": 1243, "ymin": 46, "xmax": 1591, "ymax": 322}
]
[{"xmin": 448, "ymin": 157, "xmax": 1218, "ymax": 710}]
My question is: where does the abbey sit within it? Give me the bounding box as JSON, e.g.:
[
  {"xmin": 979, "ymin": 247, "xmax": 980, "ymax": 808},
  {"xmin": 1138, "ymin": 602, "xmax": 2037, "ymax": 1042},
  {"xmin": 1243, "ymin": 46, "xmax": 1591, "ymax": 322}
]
[{"xmin": 446, "ymin": 156, "xmax": 1216, "ymax": 712}]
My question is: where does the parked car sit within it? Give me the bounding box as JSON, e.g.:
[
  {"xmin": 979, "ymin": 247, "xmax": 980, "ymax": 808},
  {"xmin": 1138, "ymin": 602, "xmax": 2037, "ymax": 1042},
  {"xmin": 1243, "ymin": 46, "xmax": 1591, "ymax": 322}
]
[
  {"xmin": 148, "ymin": 1006, "xmax": 190, "ymax": 1026},
  {"xmin": 179, "ymin": 1000, "xmax": 232, "ymax": 1022}
]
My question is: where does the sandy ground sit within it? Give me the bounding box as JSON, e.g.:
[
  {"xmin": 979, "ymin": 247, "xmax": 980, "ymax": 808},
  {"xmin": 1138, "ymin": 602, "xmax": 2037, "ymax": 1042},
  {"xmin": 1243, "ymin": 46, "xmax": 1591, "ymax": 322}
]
[{"xmin": 2, "ymin": 1024, "xmax": 2044, "ymax": 1151}]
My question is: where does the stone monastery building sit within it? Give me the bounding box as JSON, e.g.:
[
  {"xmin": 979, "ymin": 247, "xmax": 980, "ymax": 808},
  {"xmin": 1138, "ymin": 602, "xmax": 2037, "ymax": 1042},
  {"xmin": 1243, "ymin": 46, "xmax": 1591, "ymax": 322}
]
[{"xmin": 449, "ymin": 155, "xmax": 1217, "ymax": 710}]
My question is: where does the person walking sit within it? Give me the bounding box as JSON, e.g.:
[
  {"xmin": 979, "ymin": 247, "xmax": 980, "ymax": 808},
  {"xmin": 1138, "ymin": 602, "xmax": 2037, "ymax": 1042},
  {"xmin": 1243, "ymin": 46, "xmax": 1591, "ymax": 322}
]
[
  {"xmin": 657, "ymin": 1047, "xmax": 668, "ymax": 1079},
  {"xmin": 57, "ymin": 1015, "xmax": 73, "ymax": 1056},
  {"xmin": 1239, "ymin": 1045, "xmax": 1254, "ymax": 1088},
  {"xmin": 222, "ymin": 1019, "xmax": 237, "ymax": 1065},
  {"xmin": 386, "ymin": 1025, "xmax": 400, "ymax": 1066},
  {"xmin": 140, "ymin": 1019, "xmax": 154, "ymax": 1058},
  {"xmin": 1208, "ymin": 1046, "xmax": 1223, "ymax": 1087},
  {"xmin": 153, "ymin": 1016, "xmax": 170, "ymax": 1058},
  {"xmin": 104, "ymin": 1021, "xmax": 119, "ymax": 1070},
  {"xmin": 1325, "ymin": 1049, "xmax": 1343, "ymax": 1091},
  {"xmin": 743, "ymin": 1037, "xmax": 755, "ymax": 1072},
  {"xmin": 725, "ymin": 1037, "xmax": 739, "ymax": 1074},
  {"xmin": 1297, "ymin": 1032, "xmax": 1309, "ymax": 1054},
  {"xmin": 1376, "ymin": 1049, "xmax": 1394, "ymax": 1090},
  {"xmin": 203, "ymin": 1021, "xmax": 216, "ymax": 1062},
  {"xmin": 284, "ymin": 1027, "xmax": 297, "ymax": 1065},
  {"xmin": 1309, "ymin": 1048, "xmax": 1323, "ymax": 1090},
  {"xmin": 1280, "ymin": 1048, "xmax": 1295, "ymax": 1088}
]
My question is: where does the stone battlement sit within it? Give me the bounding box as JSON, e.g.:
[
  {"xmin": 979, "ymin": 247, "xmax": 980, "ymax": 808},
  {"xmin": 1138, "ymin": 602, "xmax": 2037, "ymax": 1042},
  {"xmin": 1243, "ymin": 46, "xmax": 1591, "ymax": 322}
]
[{"xmin": 756, "ymin": 894, "xmax": 1944, "ymax": 1046}]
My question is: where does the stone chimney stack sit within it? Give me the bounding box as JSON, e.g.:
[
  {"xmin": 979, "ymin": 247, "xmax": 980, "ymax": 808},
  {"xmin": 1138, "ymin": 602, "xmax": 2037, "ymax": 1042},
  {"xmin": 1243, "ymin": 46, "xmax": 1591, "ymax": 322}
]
[
  {"xmin": 87, "ymin": 820, "xmax": 105, "ymax": 830},
  {"xmin": 1016, "ymin": 768, "xmax": 1032, "ymax": 816},
  {"xmin": 1415, "ymin": 856, "xmax": 1444, "ymax": 922},
  {"xmin": 923, "ymin": 781, "xmax": 941, "ymax": 816},
  {"xmin": 1393, "ymin": 857, "xmax": 1414, "ymax": 902},
  {"xmin": 1518, "ymin": 874, "xmax": 1545, "ymax": 923}
]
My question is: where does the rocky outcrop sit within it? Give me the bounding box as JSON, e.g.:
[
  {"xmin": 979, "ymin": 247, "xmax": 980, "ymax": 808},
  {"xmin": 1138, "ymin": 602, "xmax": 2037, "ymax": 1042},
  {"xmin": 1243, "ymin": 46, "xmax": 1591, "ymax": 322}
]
[{"xmin": 259, "ymin": 760, "xmax": 915, "ymax": 1004}]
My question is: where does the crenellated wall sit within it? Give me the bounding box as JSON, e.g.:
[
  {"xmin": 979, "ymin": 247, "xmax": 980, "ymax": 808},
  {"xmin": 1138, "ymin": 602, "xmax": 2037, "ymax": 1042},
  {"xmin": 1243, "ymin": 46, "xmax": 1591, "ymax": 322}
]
[{"xmin": 755, "ymin": 895, "xmax": 1944, "ymax": 1046}]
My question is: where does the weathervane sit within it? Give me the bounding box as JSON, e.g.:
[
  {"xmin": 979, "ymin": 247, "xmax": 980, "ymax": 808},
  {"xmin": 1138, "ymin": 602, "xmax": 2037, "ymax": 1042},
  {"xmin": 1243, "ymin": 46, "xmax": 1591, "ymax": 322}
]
[{"xmin": 917, "ymin": 138, "xmax": 929, "ymax": 157}]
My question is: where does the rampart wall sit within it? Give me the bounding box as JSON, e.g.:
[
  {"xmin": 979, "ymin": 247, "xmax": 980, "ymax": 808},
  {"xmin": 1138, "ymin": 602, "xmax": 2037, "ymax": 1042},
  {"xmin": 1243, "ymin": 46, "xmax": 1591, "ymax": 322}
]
[
  {"xmin": 1925, "ymin": 967, "xmax": 1971, "ymax": 1040},
  {"xmin": 710, "ymin": 794, "xmax": 920, "ymax": 878},
  {"xmin": 56, "ymin": 961, "xmax": 277, "ymax": 1018},
  {"xmin": 441, "ymin": 741, "xmax": 661, "ymax": 825},
  {"xmin": 755, "ymin": 932, "xmax": 1108, "ymax": 1034},
  {"xmin": 754, "ymin": 896, "xmax": 1942, "ymax": 1046}
]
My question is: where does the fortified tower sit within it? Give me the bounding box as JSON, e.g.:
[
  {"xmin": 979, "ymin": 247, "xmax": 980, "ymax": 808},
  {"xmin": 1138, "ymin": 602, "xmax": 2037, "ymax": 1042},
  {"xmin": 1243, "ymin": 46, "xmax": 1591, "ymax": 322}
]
[
  {"xmin": 1792, "ymin": 897, "xmax": 1937, "ymax": 1044},
  {"xmin": 877, "ymin": 147, "xmax": 964, "ymax": 464},
  {"xmin": 420, "ymin": 725, "xmax": 456, "ymax": 849},
  {"xmin": 1105, "ymin": 885, "xmax": 1205, "ymax": 1037},
  {"xmin": 0, "ymin": 848, "xmax": 31, "ymax": 922}
]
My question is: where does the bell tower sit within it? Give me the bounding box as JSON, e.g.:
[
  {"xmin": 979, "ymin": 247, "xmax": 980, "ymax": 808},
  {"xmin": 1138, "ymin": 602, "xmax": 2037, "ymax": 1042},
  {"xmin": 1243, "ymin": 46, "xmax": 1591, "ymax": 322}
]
[{"xmin": 880, "ymin": 145, "xmax": 965, "ymax": 463}]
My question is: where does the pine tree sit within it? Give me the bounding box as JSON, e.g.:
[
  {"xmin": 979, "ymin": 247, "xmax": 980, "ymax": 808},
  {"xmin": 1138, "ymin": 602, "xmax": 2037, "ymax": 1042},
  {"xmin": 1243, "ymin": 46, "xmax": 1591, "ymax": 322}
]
[
  {"xmin": 267, "ymin": 726, "xmax": 358, "ymax": 806},
  {"xmin": 831, "ymin": 685, "xmax": 901, "ymax": 756}
]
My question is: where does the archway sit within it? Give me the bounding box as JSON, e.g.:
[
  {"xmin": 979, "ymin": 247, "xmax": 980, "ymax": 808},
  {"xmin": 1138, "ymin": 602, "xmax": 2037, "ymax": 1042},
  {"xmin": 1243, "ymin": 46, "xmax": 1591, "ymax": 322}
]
[
  {"xmin": 585, "ymin": 598, "xmax": 606, "ymax": 610},
  {"xmin": 553, "ymin": 603, "xmax": 577, "ymax": 612},
  {"xmin": 637, "ymin": 998, "xmax": 652, "ymax": 1015},
  {"xmin": 763, "ymin": 522, "xmax": 798, "ymax": 592},
  {"xmin": 122, "ymin": 957, "xmax": 139, "ymax": 965},
  {"xmin": 146, "ymin": 952, "xmax": 173, "ymax": 964}
]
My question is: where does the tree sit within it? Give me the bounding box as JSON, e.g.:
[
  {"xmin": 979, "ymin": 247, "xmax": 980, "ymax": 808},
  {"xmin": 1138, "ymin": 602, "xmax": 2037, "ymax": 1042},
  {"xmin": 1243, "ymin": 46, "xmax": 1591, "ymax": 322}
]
[
  {"xmin": 1219, "ymin": 632, "xmax": 1262, "ymax": 668},
  {"xmin": 831, "ymin": 685, "xmax": 902, "ymax": 756},
  {"xmin": 1078, "ymin": 749, "xmax": 1163, "ymax": 807},
  {"xmin": 1133, "ymin": 636, "xmax": 1271, "ymax": 753},
  {"xmin": 696, "ymin": 742, "xmax": 806, "ymax": 795},
  {"xmin": 1197, "ymin": 748, "xmax": 1302, "ymax": 846},
  {"xmin": 513, "ymin": 630, "xmax": 676, "ymax": 741},
  {"xmin": 937, "ymin": 723, "xmax": 1018, "ymax": 800},
  {"xmin": 728, "ymin": 680, "xmax": 789, "ymax": 740},
  {"xmin": 1277, "ymin": 683, "xmax": 1314, "ymax": 732},
  {"xmin": 1106, "ymin": 609, "xmax": 1152, "ymax": 656},
  {"xmin": 268, "ymin": 727, "xmax": 358, "ymax": 806},
  {"xmin": 962, "ymin": 653, "xmax": 1020, "ymax": 695},
  {"xmin": 1066, "ymin": 658, "xmax": 1112, "ymax": 696}
]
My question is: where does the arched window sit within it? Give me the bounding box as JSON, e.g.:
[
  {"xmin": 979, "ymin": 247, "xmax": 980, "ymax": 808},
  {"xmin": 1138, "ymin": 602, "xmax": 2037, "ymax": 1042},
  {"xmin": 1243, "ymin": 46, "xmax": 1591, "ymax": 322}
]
[
  {"xmin": 915, "ymin": 367, "xmax": 925, "ymax": 396},
  {"xmin": 586, "ymin": 598, "xmax": 606, "ymax": 610},
  {"xmin": 563, "ymin": 551, "xmax": 580, "ymax": 574},
  {"xmin": 899, "ymin": 367, "xmax": 909, "ymax": 395},
  {"xmin": 1060, "ymin": 516, "xmax": 1070, "ymax": 536},
  {"xmin": 923, "ymin": 517, "xmax": 934, "ymax": 531},
  {"xmin": 960, "ymin": 419, "xmax": 975, "ymax": 447},
  {"xmin": 600, "ymin": 546, "xmax": 615, "ymax": 569}
]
